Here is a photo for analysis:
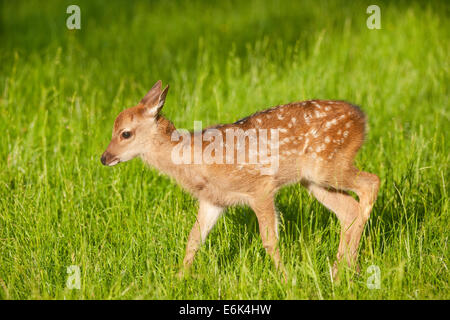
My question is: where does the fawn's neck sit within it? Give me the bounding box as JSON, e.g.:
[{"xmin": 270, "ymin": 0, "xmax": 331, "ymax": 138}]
[{"xmin": 141, "ymin": 115, "xmax": 191, "ymax": 182}]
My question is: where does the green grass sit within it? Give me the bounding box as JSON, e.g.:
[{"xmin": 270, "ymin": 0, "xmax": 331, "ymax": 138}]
[{"xmin": 0, "ymin": 0, "xmax": 449, "ymax": 299}]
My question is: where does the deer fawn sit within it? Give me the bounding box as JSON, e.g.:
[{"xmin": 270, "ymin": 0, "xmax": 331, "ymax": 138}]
[{"xmin": 101, "ymin": 80, "xmax": 380, "ymax": 279}]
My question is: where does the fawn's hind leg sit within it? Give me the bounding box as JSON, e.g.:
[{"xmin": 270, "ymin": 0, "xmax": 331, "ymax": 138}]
[
  {"xmin": 306, "ymin": 184, "xmax": 363, "ymax": 272},
  {"xmin": 350, "ymin": 171, "xmax": 380, "ymax": 222},
  {"xmin": 306, "ymin": 170, "xmax": 379, "ymax": 276}
]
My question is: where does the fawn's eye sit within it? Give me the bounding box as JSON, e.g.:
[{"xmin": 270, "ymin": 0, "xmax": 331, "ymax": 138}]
[{"xmin": 121, "ymin": 131, "xmax": 132, "ymax": 139}]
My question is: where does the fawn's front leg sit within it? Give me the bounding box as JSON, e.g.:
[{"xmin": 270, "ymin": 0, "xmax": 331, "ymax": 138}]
[
  {"xmin": 250, "ymin": 196, "xmax": 287, "ymax": 280},
  {"xmin": 178, "ymin": 200, "xmax": 223, "ymax": 277}
]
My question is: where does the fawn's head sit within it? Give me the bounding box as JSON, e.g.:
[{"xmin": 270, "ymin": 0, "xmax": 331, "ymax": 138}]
[{"xmin": 101, "ymin": 80, "xmax": 169, "ymax": 166}]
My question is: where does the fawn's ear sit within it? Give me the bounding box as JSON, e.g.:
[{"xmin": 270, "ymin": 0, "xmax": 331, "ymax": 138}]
[
  {"xmin": 143, "ymin": 84, "xmax": 169, "ymax": 117},
  {"xmin": 140, "ymin": 80, "xmax": 162, "ymax": 106}
]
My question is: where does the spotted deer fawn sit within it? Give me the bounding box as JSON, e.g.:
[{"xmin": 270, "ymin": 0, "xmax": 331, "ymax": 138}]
[{"xmin": 101, "ymin": 80, "xmax": 380, "ymax": 279}]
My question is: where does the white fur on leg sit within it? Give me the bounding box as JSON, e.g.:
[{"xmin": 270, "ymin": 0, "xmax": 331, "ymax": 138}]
[{"xmin": 198, "ymin": 201, "xmax": 224, "ymax": 243}]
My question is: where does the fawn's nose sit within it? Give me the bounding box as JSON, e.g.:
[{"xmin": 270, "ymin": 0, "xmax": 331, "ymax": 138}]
[{"xmin": 100, "ymin": 153, "xmax": 107, "ymax": 165}]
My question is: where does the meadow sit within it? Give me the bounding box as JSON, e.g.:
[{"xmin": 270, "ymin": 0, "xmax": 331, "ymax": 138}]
[{"xmin": 0, "ymin": 0, "xmax": 448, "ymax": 299}]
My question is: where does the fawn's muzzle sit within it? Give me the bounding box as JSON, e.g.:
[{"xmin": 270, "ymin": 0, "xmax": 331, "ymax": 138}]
[
  {"xmin": 101, "ymin": 151, "xmax": 117, "ymax": 166},
  {"xmin": 100, "ymin": 153, "xmax": 107, "ymax": 165}
]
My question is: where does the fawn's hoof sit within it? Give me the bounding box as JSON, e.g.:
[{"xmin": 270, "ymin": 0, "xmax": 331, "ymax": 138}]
[
  {"xmin": 279, "ymin": 268, "xmax": 288, "ymax": 284},
  {"xmin": 332, "ymin": 261, "xmax": 340, "ymax": 281},
  {"xmin": 332, "ymin": 260, "xmax": 361, "ymax": 281},
  {"xmin": 176, "ymin": 269, "xmax": 186, "ymax": 279}
]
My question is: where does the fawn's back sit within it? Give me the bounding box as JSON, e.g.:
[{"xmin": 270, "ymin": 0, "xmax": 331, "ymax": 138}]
[{"xmin": 183, "ymin": 100, "xmax": 366, "ymax": 206}]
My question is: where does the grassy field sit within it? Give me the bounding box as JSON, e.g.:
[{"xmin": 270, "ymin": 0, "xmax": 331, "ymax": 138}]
[{"xmin": 0, "ymin": 0, "xmax": 448, "ymax": 299}]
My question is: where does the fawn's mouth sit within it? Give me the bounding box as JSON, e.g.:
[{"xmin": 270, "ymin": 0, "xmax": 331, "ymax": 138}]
[
  {"xmin": 107, "ymin": 158, "xmax": 120, "ymax": 166},
  {"xmin": 101, "ymin": 152, "xmax": 120, "ymax": 166}
]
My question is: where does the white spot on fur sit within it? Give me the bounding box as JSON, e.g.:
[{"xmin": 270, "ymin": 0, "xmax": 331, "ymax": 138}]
[
  {"xmin": 325, "ymin": 136, "xmax": 331, "ymax": 143},
  {"xmin": 302, "ymin": 138, "xmax": 310, "ymax": 153},
  {"xmin": 304, "ymin": 113, "xmax": 312, "ymax": 124},
  {"xmin": 309, "ymin": 128, "xmax": 319, "ymax": 138},
  {"xmin": 312, "ymin": 101, "xmax": 321, "ymax": 109},
  {"xmin": 325, "ymin": 119, "xmax": 338, "ymax": 129}
]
